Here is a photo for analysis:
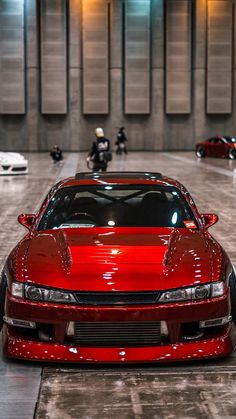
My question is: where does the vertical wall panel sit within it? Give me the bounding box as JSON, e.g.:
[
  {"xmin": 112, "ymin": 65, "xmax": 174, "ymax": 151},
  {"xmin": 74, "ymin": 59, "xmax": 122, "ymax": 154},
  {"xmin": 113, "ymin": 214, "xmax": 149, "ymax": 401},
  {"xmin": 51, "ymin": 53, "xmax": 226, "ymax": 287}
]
[
  {"xmin": 166, "ymin": 0, "xmax": 191, "ymax": 114},
  {"xmin": 110, "ymin": 0, "xmax": 122, "ymax": 69},
  {"xmin": 0, "ymin": 0, "xmax": 25, "ymax": 114},
  {"xmin": 82, "ymin": 0, "xmax": 109, "ymax": 114},
  {"xmin": 40, "ymin": 0, "xmax": 67, "ymax": 114},
  {"xmin": 69, "ymin": 0, "xmax": 82, "ymax": 150},
  {"xmin": 152, "ymin": 0, "xmax": 164, "ymax": 69},
  {"xmin": 195, "ymin": 0, "xmax": 207, "ymax": 69},
  {"xmin": 25, "ymin": 0, "xmax": 40, "ymax": 150},
  {"xmin": 207, "ymin": 1, "xmax": 232, "ymax": 114},
  {"xmin": 124, "ymin": 0, "xmax": 150, "ymax": 114},
  {"xmin": 26, "ymin": 0, "xmax": 38, "ymax": 69},
  {"xmin": 69, "ymin": 0, "xmax": 82, "ymax": 69}
]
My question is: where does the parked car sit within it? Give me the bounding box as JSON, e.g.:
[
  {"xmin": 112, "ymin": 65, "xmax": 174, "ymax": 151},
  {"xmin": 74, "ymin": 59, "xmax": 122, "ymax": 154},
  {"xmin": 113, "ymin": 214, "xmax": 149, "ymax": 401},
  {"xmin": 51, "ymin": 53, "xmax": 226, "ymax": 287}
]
[
  {"xmin": 196, "ymin": 136, "xmax": 236, "ymax": 159},
  {"xmin": 1, "ymin": 171, "xmax": 235, "ymax": 363},
  {"xmin": 0, "ymin": 152, "xmax": 28, "ymax": 175}
]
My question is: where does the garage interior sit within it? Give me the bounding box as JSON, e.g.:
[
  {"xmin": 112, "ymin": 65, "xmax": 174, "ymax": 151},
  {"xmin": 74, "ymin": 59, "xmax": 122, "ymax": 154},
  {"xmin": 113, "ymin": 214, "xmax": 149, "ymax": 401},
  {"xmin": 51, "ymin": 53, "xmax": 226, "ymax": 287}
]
[
  {"xmin": 0, "ymin": 0, "xmax": 236, "ymax": 152},
  {"xmin": 1, "ymin": 0, "xmax": 236, "ymax": 418},
  {"xmin": 1, "ymin": 152, "xmax": 236, "ymax": 418}
]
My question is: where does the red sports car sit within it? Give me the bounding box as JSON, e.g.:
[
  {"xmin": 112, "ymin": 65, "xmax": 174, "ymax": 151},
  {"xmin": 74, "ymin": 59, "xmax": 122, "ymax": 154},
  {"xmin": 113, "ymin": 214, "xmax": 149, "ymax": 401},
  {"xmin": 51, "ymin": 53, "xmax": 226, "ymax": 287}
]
[
  {"xmin": 1, "ymin": 172, "xmax": 236, "ymax": 363},
  {"xmin": 196, "ymin": 136, "xmax": 236, "ymax": 159}
]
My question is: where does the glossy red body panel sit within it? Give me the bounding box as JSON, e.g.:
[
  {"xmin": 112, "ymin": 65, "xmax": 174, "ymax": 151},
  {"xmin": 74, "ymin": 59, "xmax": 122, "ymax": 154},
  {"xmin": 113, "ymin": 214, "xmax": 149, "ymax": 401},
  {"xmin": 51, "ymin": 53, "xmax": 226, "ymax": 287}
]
[
  {"xmin": 5, "ymin": 292, "xmax": 230, "ymax": 323},
  {"xmin": 12, "ymin": 228, "xmax": 219, "ymax": 291},
  {"xmin": 3, "ymin": 173, "xmax": 236, "ymax": 362},
  {"xmin": 3, "ymin": 324, "xmax": 236, "ymax": 363},
  {"xmin": 196, "ymin": 137, "xmax": 236, "ymax": 158}
]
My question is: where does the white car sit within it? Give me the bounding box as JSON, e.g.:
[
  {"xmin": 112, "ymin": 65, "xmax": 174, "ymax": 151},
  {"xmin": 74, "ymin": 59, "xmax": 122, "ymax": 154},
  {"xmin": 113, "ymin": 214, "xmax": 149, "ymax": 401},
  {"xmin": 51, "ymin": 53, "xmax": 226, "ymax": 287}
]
[{"xmin": 0, "ymin": 152, "xmax": 28, "ymax": 175}]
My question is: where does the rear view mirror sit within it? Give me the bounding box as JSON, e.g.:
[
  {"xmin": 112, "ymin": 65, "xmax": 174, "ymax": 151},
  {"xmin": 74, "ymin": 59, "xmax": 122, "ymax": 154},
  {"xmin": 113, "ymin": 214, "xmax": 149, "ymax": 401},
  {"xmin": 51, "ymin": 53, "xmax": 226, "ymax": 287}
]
[
  {"xmin": 18, "ymin": 214, "xmax": 37, "ymax": 230},
  {"xmin": 201, "ymin": 213, "xmax": 218, "ymax": 230}
]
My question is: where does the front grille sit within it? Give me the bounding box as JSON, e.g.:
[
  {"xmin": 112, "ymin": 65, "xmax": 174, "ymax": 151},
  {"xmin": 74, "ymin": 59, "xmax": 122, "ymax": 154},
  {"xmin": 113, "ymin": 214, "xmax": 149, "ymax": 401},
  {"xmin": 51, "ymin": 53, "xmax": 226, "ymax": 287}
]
[
  {"xmin": 12, "ymin": 167, "xmax": 27, "ymax": 172},
  {"xmin": 74, "ymin": 321, "xmax": 161, "ymax": 347},
  {"xmin": 74, "ymin": 291, "xmax": 161, "ymax": 305},
  {"xmin": 2, "ymin": 165, "xmax": 10, "ymax": 170}
]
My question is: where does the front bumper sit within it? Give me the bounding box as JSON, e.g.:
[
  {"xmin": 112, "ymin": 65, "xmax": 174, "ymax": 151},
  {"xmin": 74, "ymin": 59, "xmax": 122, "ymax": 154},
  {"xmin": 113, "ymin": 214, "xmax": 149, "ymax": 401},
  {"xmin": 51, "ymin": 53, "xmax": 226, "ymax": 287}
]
[
  {"xmin": 3, "ymin": 292, "xmax": 236, "ymax": 363},
  {"xmin": 3, "ymin": 324, "xmax": 235, "ymax": 363}
]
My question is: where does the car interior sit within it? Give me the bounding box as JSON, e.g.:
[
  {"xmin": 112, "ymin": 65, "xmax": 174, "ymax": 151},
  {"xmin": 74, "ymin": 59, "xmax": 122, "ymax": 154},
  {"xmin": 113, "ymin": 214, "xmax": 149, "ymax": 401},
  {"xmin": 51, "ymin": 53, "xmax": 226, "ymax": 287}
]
[{"xmin": 38, "ymin": 186, "xmax": 196, "ymax": 230}]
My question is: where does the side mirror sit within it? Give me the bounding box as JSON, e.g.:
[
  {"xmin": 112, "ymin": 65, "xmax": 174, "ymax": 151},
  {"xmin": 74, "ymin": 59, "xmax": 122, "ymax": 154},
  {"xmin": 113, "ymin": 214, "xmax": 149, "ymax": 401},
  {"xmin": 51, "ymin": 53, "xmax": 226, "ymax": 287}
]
[
  {"xmin": 18, "ymin": 214, "xmax": 37, "ymax": 230},
  {"xmin": 201, "ymin": 213, "xmax": 219, "ymax": 230}
]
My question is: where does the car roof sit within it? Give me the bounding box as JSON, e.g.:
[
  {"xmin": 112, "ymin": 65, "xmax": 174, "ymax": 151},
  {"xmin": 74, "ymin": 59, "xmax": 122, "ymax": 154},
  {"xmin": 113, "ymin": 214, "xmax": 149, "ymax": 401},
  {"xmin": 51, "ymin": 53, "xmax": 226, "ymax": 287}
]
[
  {"xmin": 75, "ymin": 171, "xmax": 162, "ymax": 180},
  {"xmin": 208, "ymin": 136, "xmax": 232, "ymax": 140},
  {"xmin": 56, "ymin": 172, "xmax": 182, "ymax": 189}
]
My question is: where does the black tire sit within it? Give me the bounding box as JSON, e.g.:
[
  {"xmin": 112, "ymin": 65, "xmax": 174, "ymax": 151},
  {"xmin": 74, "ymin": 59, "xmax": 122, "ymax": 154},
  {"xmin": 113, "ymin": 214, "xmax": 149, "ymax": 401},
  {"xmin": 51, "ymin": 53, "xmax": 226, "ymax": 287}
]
[
  {"xmin": 0, "ymin": 273, "xmax": 7, "ymax": 331},
  {"xmin": 229, "ymin": 268, "xmax": 236, "ymax": 324},
  {"xmin": 228, "ymin": 149, "xmax": 236, "ymax": 160},
  {"xmin": 196, "ymin": 147, "xmax": 205, "ymax": 158}
]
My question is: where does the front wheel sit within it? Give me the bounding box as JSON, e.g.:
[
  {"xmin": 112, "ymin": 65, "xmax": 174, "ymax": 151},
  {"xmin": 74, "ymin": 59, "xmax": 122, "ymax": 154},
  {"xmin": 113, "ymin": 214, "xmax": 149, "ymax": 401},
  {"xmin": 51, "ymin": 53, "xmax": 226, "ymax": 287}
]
[
  {"xmin": 196, "ymin": 147, "xmax": 205, "ymax": 158},
  {"xmin": 0, "ymin": 273, "xmax": 7, "ymax": 331},
  {"xmin": 228, "ymin": 149, "xmax": 236, "ymax": 160}
]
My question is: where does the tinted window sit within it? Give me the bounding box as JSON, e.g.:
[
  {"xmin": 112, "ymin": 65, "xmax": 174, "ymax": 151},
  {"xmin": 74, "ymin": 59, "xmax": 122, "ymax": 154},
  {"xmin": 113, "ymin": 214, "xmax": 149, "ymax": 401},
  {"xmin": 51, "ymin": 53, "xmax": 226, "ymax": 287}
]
[
  {"xmin": 38, "ymin": 185, "xmax": 197, "ymax": 230},
  {"xmin": 223, "ymin": 136, "xmax": 236, "ymax": 143},
  {"xmin": 209, "ymin": 137, "xmax": 221, "ymax": 144}
]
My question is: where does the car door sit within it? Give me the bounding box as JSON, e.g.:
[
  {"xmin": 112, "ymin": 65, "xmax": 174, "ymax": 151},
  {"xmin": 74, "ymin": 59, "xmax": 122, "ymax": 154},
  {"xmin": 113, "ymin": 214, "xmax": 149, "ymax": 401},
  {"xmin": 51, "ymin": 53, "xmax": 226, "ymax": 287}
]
[
  {"xmin": 217, "ymin": 138, "xmax": 226, "ymax": 157},
  {"xmin": 213, "ymin": 138, "xmax": 225, "ymax": 157},
  {"xmin": 208, "ymin": 137, "xmax": 224, "ymax": 157},
  {"xmin": 206, "ymin": 138, "xmax": 217, "ymax": 156}
]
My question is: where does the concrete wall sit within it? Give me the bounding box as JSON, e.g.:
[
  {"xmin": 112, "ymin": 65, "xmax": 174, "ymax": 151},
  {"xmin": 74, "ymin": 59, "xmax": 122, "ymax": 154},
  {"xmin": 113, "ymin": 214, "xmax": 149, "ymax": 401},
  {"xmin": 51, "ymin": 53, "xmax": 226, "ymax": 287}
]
[{"xmin": 0, "ymin": 0, "xmax": 235, "ymax": 151}]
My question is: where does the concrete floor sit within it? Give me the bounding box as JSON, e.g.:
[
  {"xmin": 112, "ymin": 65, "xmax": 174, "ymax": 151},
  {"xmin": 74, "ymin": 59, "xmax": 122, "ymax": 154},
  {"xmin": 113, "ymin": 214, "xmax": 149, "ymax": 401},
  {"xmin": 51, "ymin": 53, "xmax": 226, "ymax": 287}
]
[{"xmin": 1, "ymin": 151, "xmax": 236, "ymax": 418}]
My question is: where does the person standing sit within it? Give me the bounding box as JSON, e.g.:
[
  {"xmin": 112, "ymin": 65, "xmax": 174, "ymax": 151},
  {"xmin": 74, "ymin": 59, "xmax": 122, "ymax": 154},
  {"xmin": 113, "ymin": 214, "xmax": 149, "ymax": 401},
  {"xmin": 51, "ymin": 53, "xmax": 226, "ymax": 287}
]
[
  {"xmin": 115, "ymin": 127, "xmax": 128, "ymax": 155},
  {"xmin": 87, "ymin": 128, "xmax": 111, "ymax": 172}
]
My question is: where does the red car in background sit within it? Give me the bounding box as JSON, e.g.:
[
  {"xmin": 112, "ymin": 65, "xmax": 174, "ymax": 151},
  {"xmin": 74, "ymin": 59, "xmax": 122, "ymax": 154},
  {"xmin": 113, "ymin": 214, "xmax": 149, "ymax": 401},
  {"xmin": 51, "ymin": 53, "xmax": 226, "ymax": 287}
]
[
  {"xmin": 0, "ymin": 171, "xmax": 236, "ymax": 363},
  {"xmin": 196, "ymin": 136, "xmax": 236, "ymax": 159}
]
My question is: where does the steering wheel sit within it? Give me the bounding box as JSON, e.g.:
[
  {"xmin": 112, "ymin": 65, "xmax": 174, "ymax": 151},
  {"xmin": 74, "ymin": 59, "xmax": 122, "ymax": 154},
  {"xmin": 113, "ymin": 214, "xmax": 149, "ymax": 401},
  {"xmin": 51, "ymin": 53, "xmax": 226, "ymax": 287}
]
[{"xmin": 67, "ymin": 212, "xmax": 96, "ymax": 224}]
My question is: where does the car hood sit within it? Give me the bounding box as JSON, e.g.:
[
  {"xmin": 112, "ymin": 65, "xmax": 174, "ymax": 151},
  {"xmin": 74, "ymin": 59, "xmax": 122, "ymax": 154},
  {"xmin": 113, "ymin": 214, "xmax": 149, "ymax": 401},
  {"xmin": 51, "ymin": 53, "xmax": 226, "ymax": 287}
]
[
  {"xmin": 0, "ymin": 152, "xmax": 27, "ymax": 164},
  {"xmin": 18, "ymin": 227, "xmax": 217, "ymax": 292}
]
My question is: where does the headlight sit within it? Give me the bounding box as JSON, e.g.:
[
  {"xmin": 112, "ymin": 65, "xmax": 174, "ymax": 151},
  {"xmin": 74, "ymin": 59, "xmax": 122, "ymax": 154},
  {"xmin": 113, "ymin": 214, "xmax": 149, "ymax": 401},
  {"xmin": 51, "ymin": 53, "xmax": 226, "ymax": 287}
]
[
  {"xmin": 11, "ymin": 282, "xmax": 76, "ymax": 304},
  {"xmin": 159, "ymin": 281, "xmax": 225, "ymax": 303}
]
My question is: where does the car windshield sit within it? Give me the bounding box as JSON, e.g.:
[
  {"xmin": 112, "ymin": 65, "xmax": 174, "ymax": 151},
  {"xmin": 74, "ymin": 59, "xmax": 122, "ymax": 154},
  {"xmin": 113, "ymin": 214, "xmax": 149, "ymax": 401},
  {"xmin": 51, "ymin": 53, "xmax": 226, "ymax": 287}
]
[
  {"xmin": 37, "ymin": 185, "xmax": 198, "ymax": 230},
  {"xmin": 223, "ymin": 137, "xmax": 236, "ymax": 143}
]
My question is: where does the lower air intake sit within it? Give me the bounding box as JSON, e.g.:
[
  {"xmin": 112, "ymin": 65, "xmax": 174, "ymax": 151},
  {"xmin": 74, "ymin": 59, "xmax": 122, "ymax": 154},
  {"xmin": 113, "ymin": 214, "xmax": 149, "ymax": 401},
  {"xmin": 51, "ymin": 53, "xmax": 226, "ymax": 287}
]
[
  {"xmin": 12, "ymin": 167, "xmax": 27, "ymax": 172},
  {"xmin": 74, "ymin": 321, "xmax": 161, "ymax": 347}
]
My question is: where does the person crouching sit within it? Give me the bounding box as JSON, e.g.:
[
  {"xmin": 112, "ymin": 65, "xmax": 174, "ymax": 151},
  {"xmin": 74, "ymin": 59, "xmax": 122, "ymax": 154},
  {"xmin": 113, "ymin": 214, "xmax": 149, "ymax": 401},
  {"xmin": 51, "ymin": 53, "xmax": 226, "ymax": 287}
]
[{"xmin": 50, "ymin": 145, "xmax": 63, "ymax": 164}]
